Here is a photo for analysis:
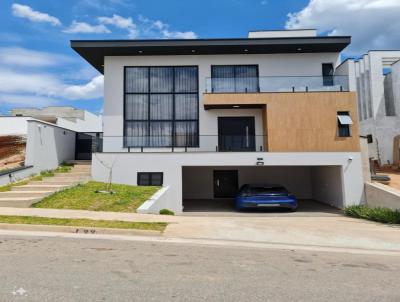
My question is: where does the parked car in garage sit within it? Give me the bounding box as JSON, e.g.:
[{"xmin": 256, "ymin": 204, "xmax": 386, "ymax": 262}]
[{"xmin": 235, "ymin": 184, "xmax": 298, "ymax": 211}]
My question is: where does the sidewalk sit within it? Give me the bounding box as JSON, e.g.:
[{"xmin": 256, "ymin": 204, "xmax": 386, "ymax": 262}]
[{"xmin": 0, "ymin": 207, "xmax": 400, "ymax": 254}]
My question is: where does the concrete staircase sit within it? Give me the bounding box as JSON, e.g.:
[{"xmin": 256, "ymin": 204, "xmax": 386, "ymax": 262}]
[{"xmin": 0, "ymin": 161, "xmax": 91, "ymax": 208}]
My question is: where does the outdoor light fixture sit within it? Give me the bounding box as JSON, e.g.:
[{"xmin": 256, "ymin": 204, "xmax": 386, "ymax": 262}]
[
  {"xmin": 233, "ymin": 105, "xmax": 240, "ymax": 108},
  {"xmin": 256, "ymin": 158, "xmax": 264, "ymax": 166}
]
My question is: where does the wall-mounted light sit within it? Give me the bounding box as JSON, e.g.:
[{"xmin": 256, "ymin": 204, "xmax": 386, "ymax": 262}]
[{"xmin": 233, "ymin": 105, "xmax": 240, "ymax": 108}]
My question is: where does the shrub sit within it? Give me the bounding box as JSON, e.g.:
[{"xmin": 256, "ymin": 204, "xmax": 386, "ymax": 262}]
[
  {"xmin": 345, "ymin": 205, "xmax": 400, "ymax": 224},
  {"xmin": 159, "ymin": 209, "xmax": 175, "ymax": 216}
]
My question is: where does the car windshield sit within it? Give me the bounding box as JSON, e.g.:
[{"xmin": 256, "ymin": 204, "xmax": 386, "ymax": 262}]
[{"xmin": 249, "ymin": 186, "xmax": 287, "ymax": 195}]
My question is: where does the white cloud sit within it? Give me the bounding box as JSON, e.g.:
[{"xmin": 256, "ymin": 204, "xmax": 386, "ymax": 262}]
[
  {"xmin": 64, "ymin": 21, "xmax": 111, "ymax": 34},
  {"xmin": 11, "ymin": 3, "xmax": 61, "ymax": 26},
  {"xmin": 0, "ymin": 68, "xmax": 103, "ymax": 102},
  {"xmin": 0, "ymin": 47, "xmax": 73, "ymax": 67},
  {"xmin": 0, "ymin": 93, "xmax": 58, "ymax": 107},
  {"xmin": 98, "ymin": 14, "xmax": 138, "ymax": 38},
  {"xmin": 285, "ymin": 0, "xmax": 400, "ymax": 54},
  {"xmin": 60, "ymin": 75, "xmax": 104, "ymax": 100},
  {"xmin": 137, "ymin": 15, "xmax": 197, "ymax": 39}
]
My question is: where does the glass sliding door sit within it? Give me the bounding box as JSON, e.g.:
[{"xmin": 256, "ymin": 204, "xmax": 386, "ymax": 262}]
[{"xmin": 211, "ymin": 65, "xmax": 259, "ymax": 93}]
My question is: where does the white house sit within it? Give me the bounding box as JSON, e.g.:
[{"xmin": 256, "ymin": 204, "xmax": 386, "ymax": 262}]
[
  {"xmin": 71, "ymin": 29, "xmax": 365, "ymax": 214},
  {"xmin": 345, "ymin": 51, "xmax": 400, "ymax": 165}
]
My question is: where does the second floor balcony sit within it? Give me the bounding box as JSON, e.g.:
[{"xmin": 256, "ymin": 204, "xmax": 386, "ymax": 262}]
[{"xmin": 205, "ymin": 75, "xmax": 349, "ymax": 94}]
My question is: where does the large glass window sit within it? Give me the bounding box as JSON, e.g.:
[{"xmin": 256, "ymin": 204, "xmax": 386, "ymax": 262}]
[
  {"xmin": 124, "ymin": 66, "xmax": 199, "ymax": 147},
  {"xmin": 211, "ymin": 65, "xmax": 259, "ymax": 93}
]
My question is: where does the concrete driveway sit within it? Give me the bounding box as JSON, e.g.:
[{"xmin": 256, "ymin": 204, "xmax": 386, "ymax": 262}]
[
  {"xmin": 164, "ymin": 215, "xmax": 400, "ymax": 254},
  {"xmin": 183, "ymin": 199, "xmax": 340, "ymax": 217}
]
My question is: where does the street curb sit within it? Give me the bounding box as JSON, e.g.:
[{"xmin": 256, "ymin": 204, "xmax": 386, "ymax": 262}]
[{"xmin": 0, "ymin": 223, "xmax": 162, "ymax": 236}]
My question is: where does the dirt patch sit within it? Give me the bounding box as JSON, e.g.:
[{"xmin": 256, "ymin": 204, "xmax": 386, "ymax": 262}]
[{"xmin": 0, "ymin": 136, "xmax": 26, "ymax": 172}]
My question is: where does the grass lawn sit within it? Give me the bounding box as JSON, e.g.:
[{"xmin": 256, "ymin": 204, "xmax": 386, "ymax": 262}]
[
  {"xmin": 345, "ymin": 205, "xmax": 400, "ymax": 224},
  {"xmin": 32, "ymin": 181, "xmax": 160, "ymax": 212},
  {"xmin": 0, "ymin": 215, "xmax": 167, "ymax": 231}
]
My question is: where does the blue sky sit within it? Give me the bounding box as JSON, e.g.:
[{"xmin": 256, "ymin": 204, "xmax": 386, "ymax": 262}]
[{"xmin": 0, "ymin": 0, "xmax": 399, "ymax": 115}]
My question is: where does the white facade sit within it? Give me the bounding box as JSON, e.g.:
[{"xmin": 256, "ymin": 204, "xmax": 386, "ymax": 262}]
[
  {"xmin": 349, "ymin": 51, "xmax": 400, "ymax": 164},
  {"xmin": 92, "ymin": 152, "xmax": 364, "ymax": 213},
  {"xmin": 83, "ymin": 35, "xmax": 365, "ymax": 214},
  {"xmin": 103, "ymin": 53, "xmax": 341, "ymax": 152}
]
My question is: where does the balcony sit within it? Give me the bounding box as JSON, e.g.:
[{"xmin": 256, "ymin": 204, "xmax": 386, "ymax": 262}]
[
  {"xmin": 205, "ymin": 75, "xmax": 349, "ymax": 94},
  {"xmin": 97, "ymin": 135, "xmax": 268, "ymax": 153}
]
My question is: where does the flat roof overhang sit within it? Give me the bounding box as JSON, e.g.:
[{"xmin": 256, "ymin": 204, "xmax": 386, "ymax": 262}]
[{"xmin": 71, "ymin": 36, "xmax": 351, "ymax": 73}]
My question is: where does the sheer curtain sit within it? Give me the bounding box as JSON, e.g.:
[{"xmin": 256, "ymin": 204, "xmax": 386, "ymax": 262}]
[{"xmin": 124, "ymin": 66, "xmax": 199, "ymax": 147}]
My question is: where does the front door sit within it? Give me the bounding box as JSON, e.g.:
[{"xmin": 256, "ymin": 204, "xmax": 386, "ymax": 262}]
[
  {"xmin": 218, "ymin": 117, "xmax": 256, "ymax": 152},
  {"xmin": 214, "ymin": 170, "xmax": 239, "ymax": 198}
]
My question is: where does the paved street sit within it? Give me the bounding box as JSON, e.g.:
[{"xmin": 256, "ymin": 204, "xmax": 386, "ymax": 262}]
[{"xmin": 0, "ymin": 233, "xmax": 399, "ymax": 302}]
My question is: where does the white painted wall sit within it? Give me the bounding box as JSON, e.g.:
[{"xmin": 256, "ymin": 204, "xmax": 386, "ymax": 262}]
[
  {"xmin": 56, "ymin": 111, "xmax": 102, "ymax": 133},
  {"xmin": 0, "ymin": 166, "xmax": 35, "ymax": 186},
  {"xmin": 92, "ymin": 152, "xmax": 364, "ymax": 214},
  {"xmin": 248, "ymin": 30, "xmax": 317, "ymax": 38},
  {"xmin": 366, "ymin": 182, "xmax": 400, "ymax": 210},
  {"xmin": 25, "ymin": 120, "xmax": 76, "ymax": 172},
  {"xmin": 350, "ymin": 51, "xmax": 400, "ymax": 164},
  {"xmin": 103, "ymin": 53, "xmax": 341, "ymax": 152},
  {"xmin": 311, "ymin": 166, "xmax": 343, "ymax": 208},
  {"xmin": 0, "ymin": 117, "xmax": 31, "ymax": 135}
]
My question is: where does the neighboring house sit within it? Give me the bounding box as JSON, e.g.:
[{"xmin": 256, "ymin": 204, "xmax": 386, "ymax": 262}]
[
  {"xmin": 344, "ymin": 51, "xmax": 400, "ymax": 165},
  {"xmin": 0, "ymin": 106, "xmax": 103, "ymax": 181},
  {"xmin": 9, "ymin": 106, "xmax": 102, "ymax": 133},
  {"xmin": 72, "ymin": 29, "xmax": 365, "ymax": 214}
]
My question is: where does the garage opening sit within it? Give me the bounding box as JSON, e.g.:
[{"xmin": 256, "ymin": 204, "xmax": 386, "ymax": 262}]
[{"xmin": 182, "ymin": 166, "xmax": 343, "ymax": 214}]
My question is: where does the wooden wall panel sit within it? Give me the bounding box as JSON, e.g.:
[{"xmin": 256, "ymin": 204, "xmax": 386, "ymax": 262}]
[{"xmin": 203, "ymin": 92, "xmax": 360, "ymax": 152}]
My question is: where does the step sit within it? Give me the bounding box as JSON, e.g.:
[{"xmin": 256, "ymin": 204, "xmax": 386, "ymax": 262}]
[
  {"xmin": 0, "ymin": 191, "xmax": 53, "ymax": 198},
  {"xmin": 39, "ymin": 177, "xmax": 90, "ymax": 183},
  {"xmin": 0, "ymin": 197, "xmax": 42, "ymax": 208},
  {"xmin": 55, "ymin": 172, "xmax": 90, "ymax": 176},
  {"xmin": 11, "ymin": 184, "xmax": 71, "ymax": 192},
  {"xmin": 65, "ymin": 160, "xmax": 92, "ymax": 165},
  {"xmin": 71, "ymin": 168, "xmax": 91, "ymax": 172},
  {"xmin": 29, "ymin": 181, "xmax": 80, "ymax": 186}
]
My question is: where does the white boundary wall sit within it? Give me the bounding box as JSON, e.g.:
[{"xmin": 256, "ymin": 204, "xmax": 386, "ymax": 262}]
[
  {"xmin": 25, "ymin": 120, "xmax": 76, "ymax": 172},
  {"xmin": 0, "ymin": 117, "xmax": 32, "ymax": 135},
  {"xmin": 92, "ymin": 152, "xmax": 364, "ymax": 214},
  {"xmin": 366, "ymin": 182, "xmax": 400, "ymax": 210}
]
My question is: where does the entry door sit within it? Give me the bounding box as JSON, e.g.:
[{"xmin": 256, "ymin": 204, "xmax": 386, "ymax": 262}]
[
  {"xmin": 214, "ymin": 170, "xmax": 238, "ymax": 198},
  {"xmin": 218, "ymin": 117, "xmax": 255, "ymax": 152}
]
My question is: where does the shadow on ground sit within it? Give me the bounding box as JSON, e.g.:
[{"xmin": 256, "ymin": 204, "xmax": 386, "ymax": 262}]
[{"xmin": 182, "ymin": 199, "xmax": 341, "ymax": 217}]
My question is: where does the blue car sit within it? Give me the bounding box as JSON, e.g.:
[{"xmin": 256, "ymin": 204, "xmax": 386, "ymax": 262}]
[{"xmin": 235, "ymin": 184, "xmax": 298, "ymax": 211}]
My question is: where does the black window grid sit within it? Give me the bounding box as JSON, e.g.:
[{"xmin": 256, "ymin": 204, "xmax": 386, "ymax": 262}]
[{"xmin": 124, "ymin": 66, "xmax": 199, "ymax": 148}]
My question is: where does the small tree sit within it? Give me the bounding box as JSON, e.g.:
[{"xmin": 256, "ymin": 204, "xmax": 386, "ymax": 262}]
[{"xmin": 94, "ymin": 154, "xmax": 117, "ymax": 193}]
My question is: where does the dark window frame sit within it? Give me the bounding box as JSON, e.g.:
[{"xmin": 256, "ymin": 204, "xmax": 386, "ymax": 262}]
[
  {"xmin": 211, "ymin": 64, "xmax": 260, "ymax": 93},
  {"xmin": 337, "ymin": 111, "xmax": 352, "ymax": 138},
  {"xmin": 137, "ymin": 172, "xmax": 163, "ymax": 186},
  {"xmin": 322, "ymin": 63, "xmax": 335, "ymax": 86},
  {"xmin": 123, "ymin": 66, "xmax": 199, "ymax": 148}
]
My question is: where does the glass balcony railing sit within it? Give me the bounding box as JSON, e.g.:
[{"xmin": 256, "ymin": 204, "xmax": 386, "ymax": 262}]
[
  {"xmin": 205, "ymin": 76, "xmax": 349, "ymax": 93},
  {"xmin": 88, "ymin": 135, "xmax": 268, "ymax": 153}
]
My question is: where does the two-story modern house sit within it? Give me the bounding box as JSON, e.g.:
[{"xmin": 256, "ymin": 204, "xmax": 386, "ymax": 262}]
[{"xmin": 72, "ymin": 29, "xmax": 365, "ymax": 214}]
